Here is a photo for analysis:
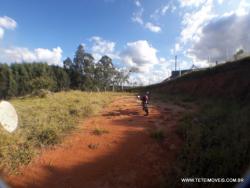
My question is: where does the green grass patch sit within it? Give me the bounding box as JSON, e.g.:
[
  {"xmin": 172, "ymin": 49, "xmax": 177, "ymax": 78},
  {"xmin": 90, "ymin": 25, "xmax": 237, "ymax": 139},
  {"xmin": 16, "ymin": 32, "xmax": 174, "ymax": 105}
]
[{"xmin": 0, "ymin": 90, "xmax": 123, "ymax": 173}]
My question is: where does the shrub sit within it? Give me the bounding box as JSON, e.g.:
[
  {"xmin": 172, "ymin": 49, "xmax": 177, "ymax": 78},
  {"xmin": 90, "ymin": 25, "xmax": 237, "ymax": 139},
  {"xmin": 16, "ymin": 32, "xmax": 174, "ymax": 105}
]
[
  {"xmin": 92, "ymin": 128, "xmax": 109, "ymax": 136},
  {"xmin": 37, "ymin": 128, "xmax": 59, "ymax": 146},
  {"xmin": 150, "ymin": 129, "xmax": 165, "ymax": 142}
]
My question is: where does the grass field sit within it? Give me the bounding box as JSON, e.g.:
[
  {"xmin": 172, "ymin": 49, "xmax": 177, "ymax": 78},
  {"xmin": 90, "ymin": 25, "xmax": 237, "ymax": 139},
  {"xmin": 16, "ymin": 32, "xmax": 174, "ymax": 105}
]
[{"xmin": 0, "ymin": 91, "xmax": 122, "ymax": 173}]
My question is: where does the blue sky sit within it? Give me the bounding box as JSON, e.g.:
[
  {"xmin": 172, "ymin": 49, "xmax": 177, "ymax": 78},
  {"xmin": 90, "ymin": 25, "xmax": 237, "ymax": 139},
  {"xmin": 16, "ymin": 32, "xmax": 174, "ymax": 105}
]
[{"xmin": 0, "ymin": 0, "xmax": 250, "ymax": 85}]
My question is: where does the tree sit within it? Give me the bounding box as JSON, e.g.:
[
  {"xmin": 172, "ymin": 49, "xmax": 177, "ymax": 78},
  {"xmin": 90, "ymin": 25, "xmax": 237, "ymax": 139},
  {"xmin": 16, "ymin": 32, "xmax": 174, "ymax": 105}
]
[
  {"xmin": 0, "ymin": 64, "xmax": 17, "ymax": 99},
  {"xmin": 63, "ymin": 57, "xmax": 74, "ymax": 88},
  {"xmin": 234, "ymin": 49, "xmax": 244, "ymax": 60},
  {"xmin": 70, "ymin": 44, "xmax": 96, "ymax": 90},
  {"xmin": 73, "ymin": 44, "xmax": 85, "ymax": 73},
  {"xmin": 28, "ymin": 76, "xmax": 56, "ymax": 91},
  {"xmin": 82, "ymin": 53, "xmax": 95, "ymax": 90},
  {"xmin": 51, "ymin": 65, "xmax": 70, "ymax": 91},
  {"xmin": 11, "ymin": 63, "xmax": 30, "ymax": 95},
  {"xmin": 68, "ymin": 45, "xmax": 85, "ymax": 89},
  {"xmin": 100, "ymin": 55, "xmax": 115, "ymax": 90},
  {"xmin": 63, "ymin": 57, "xmax": 73, "ymax": 70},
  {"xmin": 114, "ymin": 69, "xmax": 130, "ymax": 91}
]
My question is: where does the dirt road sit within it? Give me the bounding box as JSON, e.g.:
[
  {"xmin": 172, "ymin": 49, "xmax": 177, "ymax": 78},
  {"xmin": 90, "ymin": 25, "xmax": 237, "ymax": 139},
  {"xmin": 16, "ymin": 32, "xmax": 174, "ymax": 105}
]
[{"xmin": 5, "ymin": 96, "xmax": 185, "ymax": 188}]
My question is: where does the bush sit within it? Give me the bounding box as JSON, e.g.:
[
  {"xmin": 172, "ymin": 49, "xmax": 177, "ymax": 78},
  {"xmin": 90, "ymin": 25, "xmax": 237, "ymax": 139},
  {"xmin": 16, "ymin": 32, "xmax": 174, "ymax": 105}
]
[
  {"xmin": 31, "ymin": 89, "xmax": 51, "ymax": 98},
  {"xmin": 37, "ymin": 128, "xmax": 59, "ymax": 146},
  {"xmin": 150, "ymin": 129, "xmax": 165, "ymax": 142}
]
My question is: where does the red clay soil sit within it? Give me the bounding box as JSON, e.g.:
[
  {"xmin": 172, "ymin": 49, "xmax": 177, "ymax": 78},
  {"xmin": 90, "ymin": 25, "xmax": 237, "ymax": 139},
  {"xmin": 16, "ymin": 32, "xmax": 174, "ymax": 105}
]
[{"xmin": 4, "ymin": 96, "xmax": 185, "ymax": 188}]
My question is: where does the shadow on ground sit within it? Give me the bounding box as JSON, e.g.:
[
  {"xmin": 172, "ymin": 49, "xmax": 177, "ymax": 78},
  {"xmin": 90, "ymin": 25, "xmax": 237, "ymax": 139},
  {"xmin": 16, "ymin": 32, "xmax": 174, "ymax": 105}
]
[{"xmin": 6, "ymin": 97, "xmax": 184, "ymax": 188}]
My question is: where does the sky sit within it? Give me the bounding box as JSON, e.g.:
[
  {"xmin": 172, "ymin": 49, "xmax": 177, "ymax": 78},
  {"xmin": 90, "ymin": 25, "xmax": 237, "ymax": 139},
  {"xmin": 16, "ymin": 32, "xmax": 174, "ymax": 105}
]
[{"xmin": 0, "ymin": 0, "xmax": 250, "ymax": 85}]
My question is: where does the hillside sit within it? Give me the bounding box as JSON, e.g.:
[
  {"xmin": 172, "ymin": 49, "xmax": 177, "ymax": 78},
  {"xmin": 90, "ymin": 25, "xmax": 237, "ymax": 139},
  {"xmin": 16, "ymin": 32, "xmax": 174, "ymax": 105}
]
[
  {"xmin": 146, "ymin": 56, "xmax": 250, "ymax": 101},
  {"xmin": 138, "ymin": 57, "xmax": 250, "ymax": 187}
]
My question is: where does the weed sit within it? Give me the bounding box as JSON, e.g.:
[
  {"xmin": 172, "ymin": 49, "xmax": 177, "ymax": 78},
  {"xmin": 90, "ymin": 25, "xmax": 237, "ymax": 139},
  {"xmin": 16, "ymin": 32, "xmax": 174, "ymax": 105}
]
[
  {"xmin": 69, "ymin": 108, "xmax": 79, "ymax": 116},
  {"xmin": 37, "ymin": 128, "xmax": 59, "ymax": 146},
  {"xmin": 92, "ymin": 128, "xmax": 109, "ymax": 136},
  {"xmin": 88, "ymin": 143, "xmax": 99, "ymax": 149},
  {"xmin": 150, "ymin": 129, "xmax": 165, "ymax": 142},
  {"xmin": 8, "ymin": 143, "xmax": 35, "ymax": 171}
]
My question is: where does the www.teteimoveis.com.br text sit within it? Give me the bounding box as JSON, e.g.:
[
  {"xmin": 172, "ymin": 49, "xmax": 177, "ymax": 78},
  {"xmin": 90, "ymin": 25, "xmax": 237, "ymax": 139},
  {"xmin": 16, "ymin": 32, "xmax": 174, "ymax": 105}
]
[{"xmin": 181, "ymin": 178, "xmax": 244, "ymax": 183}]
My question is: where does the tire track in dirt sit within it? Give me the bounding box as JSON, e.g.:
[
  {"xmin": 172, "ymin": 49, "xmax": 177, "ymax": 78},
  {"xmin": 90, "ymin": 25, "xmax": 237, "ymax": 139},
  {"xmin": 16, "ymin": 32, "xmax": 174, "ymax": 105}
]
[{"xmin": 5, "ymin": 96, "xmax": 187, "ymax": 188}]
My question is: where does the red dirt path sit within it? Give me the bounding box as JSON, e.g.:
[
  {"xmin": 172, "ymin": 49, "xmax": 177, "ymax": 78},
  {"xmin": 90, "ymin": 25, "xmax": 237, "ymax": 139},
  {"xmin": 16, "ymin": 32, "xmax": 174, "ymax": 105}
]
[{"xmin": 5, "ymin": 96, "xmax": 185, "ymax": 188}]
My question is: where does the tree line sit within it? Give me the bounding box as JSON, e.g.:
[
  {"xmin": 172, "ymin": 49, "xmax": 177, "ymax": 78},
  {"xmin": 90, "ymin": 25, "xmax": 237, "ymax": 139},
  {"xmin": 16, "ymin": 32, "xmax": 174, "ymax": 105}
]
[{"xmin": 0, "ymin": 44, "xmax": 129, "ymax": 99}]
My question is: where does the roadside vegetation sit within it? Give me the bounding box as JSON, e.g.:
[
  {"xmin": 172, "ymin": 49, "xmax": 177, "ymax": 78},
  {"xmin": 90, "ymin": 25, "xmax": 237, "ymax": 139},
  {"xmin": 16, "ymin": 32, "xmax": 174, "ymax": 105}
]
[
  {"xmin": 0, "ymin": 91, "xmax": 121, "ymax": 173},
  {"xmin": 152, "ymin": 93, "xmax": 250, "ymax": 188},
  {"xmin": 150, "ymin": 129, "xmax": 165, "ymax": 142},
  {"xmin": 129, "ymin": 57, "xmax": 250, "ymax": 187},
  {"xmin": 176, "ymin": 99, "xmax": 250, "ymax": 179}
]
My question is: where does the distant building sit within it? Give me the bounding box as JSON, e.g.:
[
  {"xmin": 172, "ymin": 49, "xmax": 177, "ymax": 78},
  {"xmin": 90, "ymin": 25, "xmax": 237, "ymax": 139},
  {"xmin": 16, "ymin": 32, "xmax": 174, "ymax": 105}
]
[
  {"xmin": 170, "ymin": 64, "xmax": 199, "ymax": 80},
  {"xmin": 234, "ymin": 51, "xmax": 250, "ymax": 60}
]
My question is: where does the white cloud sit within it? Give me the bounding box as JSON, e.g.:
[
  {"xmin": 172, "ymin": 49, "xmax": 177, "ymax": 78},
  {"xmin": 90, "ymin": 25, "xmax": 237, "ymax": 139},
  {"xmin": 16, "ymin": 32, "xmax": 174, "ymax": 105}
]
[
  {"xmin": 176, "ymin": 0, "xmax": 250, "ymax": 68},
  {"xmin": 120, "ymin": 40, "xmax": 171, "ymax": 85},
  {"xmin": 134, "ymin": 0, "xmax": 141, "ymax": 7},
  {"xmin": 0, "ymin": 16, "xmax": 17, "ymax": 29},
  {"xmin": 34, "ymin": 47, "xmax": 62, "ymax": 65},
  {"xmin": 161, "ymin": 5, "xmax": 170, "ymax": 15},
  {"xmin": 145, "ymin": 22, "xmax": 161, "ymax": 33},
  {"xmin": 0, "ymin": 15, "xmax": 62, "ymax": 65},
  {"xmin": 150, "ymin": 3, "xmax": 177, "ymax": 20},
  {"xmin": 189, "ymin": 13, "xmax": 250, "ymax": 63},
  {"xmin": 0, "ymin": 46, "xmax": 63, "ymax": 65},
  {"xmin": 181, "ymin": 0, "xmax": 216, "ymax": 44},
  {"xmin": 171, "ymin": 43, "xmax": 181, "ymax": 55},
  {"xmin": 217, "ymin": 0, "xmax": 224, "ymax": 4},
  {"xmin": 132, "ymin": 8, "xmax": 144, "ymax": 25},
  {"xmin": 237, "ymin": 0, "xmax": 250, "ymax": 16},
  {"xmin": 179, "ymin": 0, "xmax": 206, "ymax": 7},
  {"xmin": 90, "ymin": 36, "xmax": 118, "ymax": 60},
  {"xmin": 132, "ymin": 13, "xmax": 162, "ymax": 33},
  {"xmin": 131, "ymin": 1, "xmax": 162, "ymax": 33},
  {"xmin": 175, "ymin": 43, "xmax": 181, "ymax": 52},
  {"xmin": 128, "ymin": 62, "xmax": 171, "ymax": 85},
  {"xmin": 0, "ymin": 28, "xmax": 4, "ymax": 39},
  {"xmin": 0, "ymin": 16, "xmax": 17, "ymax": 39},
  {"xmin": 120, "ymin": 40, "xmax": 158, "ymax": 69}
]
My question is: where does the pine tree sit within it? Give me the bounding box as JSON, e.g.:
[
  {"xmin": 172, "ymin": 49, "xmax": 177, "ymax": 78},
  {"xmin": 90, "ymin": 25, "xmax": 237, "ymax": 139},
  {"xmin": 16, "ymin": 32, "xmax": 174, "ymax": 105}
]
[{"xmin": 0, "ymin": 64, "xmax": 17, "ymax": 99}]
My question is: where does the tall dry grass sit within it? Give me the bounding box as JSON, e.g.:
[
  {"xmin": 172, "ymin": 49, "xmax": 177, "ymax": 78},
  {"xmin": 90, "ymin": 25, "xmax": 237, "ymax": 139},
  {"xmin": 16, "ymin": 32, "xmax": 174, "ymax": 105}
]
[{"xmin": 0, "ymin": 90, "xmax": 122, "ymax": 173}]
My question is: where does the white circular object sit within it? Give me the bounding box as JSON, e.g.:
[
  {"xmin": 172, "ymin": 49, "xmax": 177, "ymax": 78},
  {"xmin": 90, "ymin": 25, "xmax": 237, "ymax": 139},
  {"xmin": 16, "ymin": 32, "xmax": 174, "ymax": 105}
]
[{"xmin": 0, "ymin": 101, "xmax": 18, "ymax": 133}]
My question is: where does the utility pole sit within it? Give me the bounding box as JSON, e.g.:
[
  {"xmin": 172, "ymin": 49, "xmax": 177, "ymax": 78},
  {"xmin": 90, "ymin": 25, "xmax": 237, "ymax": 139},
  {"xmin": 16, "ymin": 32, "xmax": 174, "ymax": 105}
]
[{"xmin": 226, "ymin": 48, "xmax": 229, "ymax": 61}]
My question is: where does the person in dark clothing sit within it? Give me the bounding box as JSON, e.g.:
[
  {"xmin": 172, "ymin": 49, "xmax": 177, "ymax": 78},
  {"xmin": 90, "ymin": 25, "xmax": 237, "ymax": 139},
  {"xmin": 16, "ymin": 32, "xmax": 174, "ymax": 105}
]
[{"xmin": 138, "ymin": 91, "xmax": 150, "ymax": 116}]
